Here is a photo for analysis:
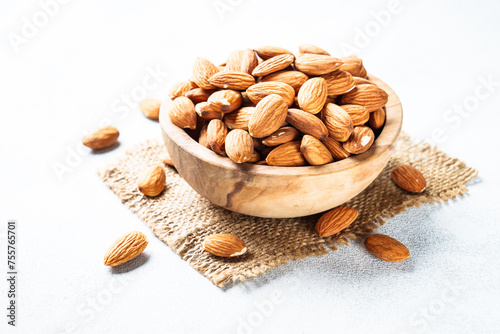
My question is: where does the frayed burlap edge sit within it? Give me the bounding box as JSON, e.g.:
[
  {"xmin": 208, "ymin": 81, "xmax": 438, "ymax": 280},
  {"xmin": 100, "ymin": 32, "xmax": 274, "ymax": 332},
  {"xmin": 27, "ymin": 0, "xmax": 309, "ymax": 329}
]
[{"xmin": 98, "ymin": 133, "xmax": 478, "ymax": 288}]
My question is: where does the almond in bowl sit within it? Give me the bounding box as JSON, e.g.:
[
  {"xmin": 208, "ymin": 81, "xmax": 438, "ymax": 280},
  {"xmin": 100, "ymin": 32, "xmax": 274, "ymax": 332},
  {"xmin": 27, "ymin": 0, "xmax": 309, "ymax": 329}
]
[{"xmin": 159, "ymin": 44, "xmax": 402, "ymax": 218}]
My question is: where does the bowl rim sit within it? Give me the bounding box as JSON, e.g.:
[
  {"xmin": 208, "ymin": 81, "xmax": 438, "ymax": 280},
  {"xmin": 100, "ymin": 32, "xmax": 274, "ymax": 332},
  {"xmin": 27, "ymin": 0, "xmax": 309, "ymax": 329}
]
[{"xmin": 160, "ymin": 74, "xmax": 403, "ymax": 176}]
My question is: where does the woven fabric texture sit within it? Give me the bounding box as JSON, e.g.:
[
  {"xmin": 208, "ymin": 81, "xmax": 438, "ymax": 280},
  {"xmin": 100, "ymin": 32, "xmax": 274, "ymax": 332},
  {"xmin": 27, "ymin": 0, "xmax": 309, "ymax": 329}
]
[{"xmin": 98, "ymin": 133, "xmax": 478, "ymax": 288}]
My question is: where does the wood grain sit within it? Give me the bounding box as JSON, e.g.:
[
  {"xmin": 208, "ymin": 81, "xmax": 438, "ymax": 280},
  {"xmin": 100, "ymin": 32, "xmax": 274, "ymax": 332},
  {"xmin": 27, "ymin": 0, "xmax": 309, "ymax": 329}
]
[{"xmin": 160, "ymin": 75, "xmax": 403, "ymax": 218}]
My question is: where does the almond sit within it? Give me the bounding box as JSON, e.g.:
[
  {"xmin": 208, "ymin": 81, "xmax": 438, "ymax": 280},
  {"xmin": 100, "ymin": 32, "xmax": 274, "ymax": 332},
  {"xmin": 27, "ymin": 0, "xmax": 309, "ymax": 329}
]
[
  {"xmin": 294, "ymin": 54, "xmax": 343, "ymax": 75},
  {"xmin": 207, "ymin": 119, "xmax": 228, "ymax": 155},
  {"xmin": 340, "ymin": 104, "xmax": 370, "ymax": 126},
  {"xmin": 298, "ymin": 78, "xmax": 328, "ymax": 114},
  {"xmin": 266, "ymin": 141, "xmax": 306, "ymax": 167},
  {"xmin": 321, "ymin": 103, "xmax": 354, "ymax": 142},
  {"xmin": 339, "ymin": 56, "xmax": 367, "ymax": 78},
  {"xmin": 168, "ymin": 96, "xmax": 197, "ymax": 129},
  {"xmin": 225, "ymin": 50, "xmax": 245, "ymax": 72},
  {"xmin": 240, "ymin": 49, "xmax": 259, "ymax": 75},
  {"xmin": 168, "ymin": 81, "xmax": 194, "ymax": 100},
  {"xmin": 298, "ymin": 43, "xmax": 330, "ymax": 56},
  {"xmin": 252, "ymin": 54, "xmax": 295, "ymax": 77},
  {"xmin": 369, "ymin": 108, "xmax": 386, "ymax": 130},
  {"xmin": 321, "ymin": 136, "xmax": 351, "ymax": 160},
  {"xmin": 209, "ymin": 71, "xmax": 256, "ymax": 90},
  {"xmin": 246, "ymin": 82, "xmax": 295, "ymax": 107},
  {"xmin": 261, "ymin": 126, "xmax": 300, "ymax": 146},
  {"xmin": 315, "ymin": 206, "xmax": 359, "ymax": 237},
  {"xmin": 198, "ymin": 124, "xmax": 210, "ymax": 149},
  {"xmin": 192, "ymin": 58, "xmax": 219, "ymax": 89},
  {"xmin": 186, "ymin": 88, "xmax": 217, "ymax": 104},
  {"xmin": 82, "ymin": 126, "xmax": 119, "ymax": 150},
  {"xmin": 203, "ymin": 234, "xmax": 247, "ymax": 257},
  {"xmin": 195, "ymin": 102, "xmax": 224, "ymax": 121},
  {"xmin": 391, "ymin": 165, "xmax": 427, "ymax": 193},
  {"xmin": 342, "ymin": 126, "xmax": 375, "ymax": 154},
  {"xmin": 248, "ymin": 94, "xmax": 288, "ymax": 138},
  {"xmin": 137, "ymin": 165, "xmax": 166, "ymax": 196},
  {"xmin": 353, "ymin": 76, "xmax": 375, "ymax": 86},
  {"xmin": 207, "ymin": 90, "xmax": 242, "ymax": 113},
  {"xmin": 252, "ymin": 137, "xmax": 265, "ymax": 151},
  {"xmin": 139, "ymin": 98, "xmax": 162, "ymax": 119},
  {"xmin": 340, "ymin": 84, "xmax": 389, "ymax": 112},
  {"xmin": 225, "ymin": 129, "xmax": 254, "ymax": 163},
  {"xmin": 322, "ymin": 70, "xmax": 355, "ymax": 95},
  {"xmin": 286, "ymin": 108, "xmax": 328, "ymax": 139},
  {"xmin": 224, "ymin": 106, "xmax": 255, "ymax": 130},
  {"xmin": 104, "ymin": 231, "xmax": 148, "ymax": 266},
  {"xmin": 300, "ymin": 135, "xmax": 334, "ymax": 166},
  {"xmin": 364, "ymin": 234, "xmax": 410, "ymax": 262},
  {"xmin": 260, "ymin": 70, "xmax": 309, "ymax": 94},
  {"xmin": 253, "ymin": 46, "xmax": 293, "ymax": 60}
]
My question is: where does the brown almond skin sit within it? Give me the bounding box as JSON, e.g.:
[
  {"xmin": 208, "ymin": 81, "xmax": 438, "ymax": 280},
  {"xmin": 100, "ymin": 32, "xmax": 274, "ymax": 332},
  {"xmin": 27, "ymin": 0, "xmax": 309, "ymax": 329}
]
[
  {"xmin": 104, "ymin": 231, "xmax": 148, "ymax": 267},
  {"xmin": 246, "ymin": 82, "xmax": 295, "ymax": 107},
  {"xmin": 224, "ymin": 107, "xmax": 255, "ymax": 130},
  {"xmin": 364, "ymin": 234, "xmax": 410, "ymax": 262},
  {"xmin": 207, "ymin": 90, "xmax": 242, "ymax": 113},
  {"xmin": 294, "ymin": 54, "xmax": 343, "ymax": 75},
  {"xmin": 82, "ymin": 126, "xmax": 119, "ymax": 150},
  {"xmin": 248, "ymin": 94, "xmax": 289, "ymax": 138},
  {"xmin": 369, "ymin": 108, "xmax": 386, "ymax": 130},
  {"xmin": 261, "ymin": 126, "xmax": 300, "ymax": 147},
  {"xmin": 300, "ymin": 135, "xmax": 334, "ymax": 166},
  {"xmin": 209, "ymin": 71, "xmax": 256, "ymax": 90},
  {"xmin": 198, "ymin": 125, "xmax": 210, "ymax": 149},
  {"xmin": 203, "ymin": 234, "xmax": 247, "ymax": 257},
  {"xmin": 339, "ymin": 56, "xmax": 367, "ymax": 78},
  {"xmin": 247, "ymin": 151, "xmax": 261, "ymax": 163},
  {"xmin": 321, "ymin": 103, "xmax": 354, "ymax": 142},
  {"xmin": 195, "ymin": 102, "xmax": 224, "ymax": 121},
  {"xmin": 343, "ymin": 126, "xmax": 375, "ymax": 154},
  {"xmin": 298, "ymin": 77, "xmax": 328, "ymax": 114},
  {"xmin": 168, "ymin": 96, "xmax": 197, "ymax": 129},
  {"xmin": 137, "ymin": 165, "xmax": 166, "ymax": 196},
  {"xmin": 224, "ymin": 50, "xmax": 245, "ymax": 72},
  {"xmin": 266, "ymin": 141, "xmax": 306, "ymax": 167},
  {"xmin": 139, "ymin": 98, "xmax": 162, "ymax": 119},
  {"xmin": 240, "ymin": 49, "xmax": 259, "ymax": 74},
  {"xmin": 321, "ymin": 137, "xmax": 351, "ymax": 160},
  {"xmin": 298, "ymin": 43, "xmax": 330, "ymax": 56},
  {"xmin": 353, "ymin": 76, "xmax": 375, "ymax": 86},
  {"xmin": 391, "ymin": 165, "xmax": 427, "ymax": 193},
  {"xmin": 315, "ymin": 206, "xmax": 359, "ymax": 237},
  {"xmin": 207, "ymin": 119, "xmax": 228, "ymax": 155},
  {"xmin": 192, "ymin": 58, "xmax": 219, "ymax": 90},
  {"xmin": 186, "ymin": 88, "xmax": 217, "ymax": 104},
  {"xmin": 253, "ymin": 46, "xmax": 293, "ymax": 60},
  {"xmin": 340, "ymin": 104, "xmax": 370, "ymax": 126},
  {"xmin": 340, "ymin": 84, "xmax": 389, "ymax": 112},
  {"xmin": 286, "ymin": 108, "xmax": 328, "ymax": 140},
  {"xmin": 225, "ymin": 129, "xmax": 254, "ymax": 163},
  {"xmin": 252, "ymin": 54, "xmax": 295, "ymax": 77},
  {"xmin": 322, "ymin": 70, "xmax": 355, "ymax": 96},
  {"xmin": 169, "ymin": 81, "xmax": 194, "ymax": 100},
  {"xmin": 260, "ymin": 70, "xmax": 309, "ymax": 94}
]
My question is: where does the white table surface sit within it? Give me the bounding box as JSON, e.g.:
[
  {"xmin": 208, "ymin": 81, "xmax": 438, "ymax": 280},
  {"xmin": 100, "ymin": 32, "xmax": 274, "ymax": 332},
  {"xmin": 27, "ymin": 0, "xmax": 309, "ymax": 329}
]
[{"xmin": 1, "ymin": 0, "xmax": 500, "ymax": 333}]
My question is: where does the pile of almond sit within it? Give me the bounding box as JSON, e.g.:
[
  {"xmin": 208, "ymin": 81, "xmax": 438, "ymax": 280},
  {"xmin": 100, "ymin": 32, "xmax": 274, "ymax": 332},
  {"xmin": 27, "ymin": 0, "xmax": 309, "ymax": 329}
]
[{"xmin": 166, "ymin": 44, "xmax": 389, "ymax": 166}]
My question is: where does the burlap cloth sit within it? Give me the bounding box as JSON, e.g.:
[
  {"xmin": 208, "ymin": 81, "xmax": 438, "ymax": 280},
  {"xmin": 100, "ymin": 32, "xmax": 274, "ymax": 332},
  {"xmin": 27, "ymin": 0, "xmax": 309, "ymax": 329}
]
[{"xmin": 98, "ymin": 133, "xmax": 478, "ymax": 288}]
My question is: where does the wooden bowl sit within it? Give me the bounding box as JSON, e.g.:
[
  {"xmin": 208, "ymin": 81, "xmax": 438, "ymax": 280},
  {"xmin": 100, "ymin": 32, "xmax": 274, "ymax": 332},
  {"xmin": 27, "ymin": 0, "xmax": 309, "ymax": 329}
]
[{"xmin": 160, "ymin": 75, "xmax": 402, "ymax": 218}]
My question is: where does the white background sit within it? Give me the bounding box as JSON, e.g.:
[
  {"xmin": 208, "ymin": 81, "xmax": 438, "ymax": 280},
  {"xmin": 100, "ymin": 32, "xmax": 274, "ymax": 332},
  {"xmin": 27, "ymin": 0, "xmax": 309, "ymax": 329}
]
[{"xmin": 1, "ymin": 0, "xmax": 500, "ymax": 333}]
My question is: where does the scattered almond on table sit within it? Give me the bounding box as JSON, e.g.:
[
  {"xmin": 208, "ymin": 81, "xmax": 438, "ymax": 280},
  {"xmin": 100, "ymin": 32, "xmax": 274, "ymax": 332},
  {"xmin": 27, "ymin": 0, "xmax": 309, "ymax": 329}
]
[
  {"xmin": 104, "ymin": 231, "xmax": 148, "ymax": 266},
  {"xmin": 364, "ymin": 234, "xmax": 410, "ymax": 262},
  {"xmin": 203, "ymin": 234, "xmax": 247, "ymax": 257},
  {"xmin": 137, "ymin": 165, "xmax": 166, "ymax": 197},
  {"xmin": 82, "ymin": 126, "xmax": 119, "ymax": 150},
  {"xmin": 391, "ymin": 164, "xmax": 427, "ymax": 193}
]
